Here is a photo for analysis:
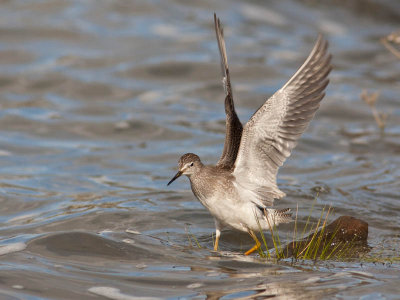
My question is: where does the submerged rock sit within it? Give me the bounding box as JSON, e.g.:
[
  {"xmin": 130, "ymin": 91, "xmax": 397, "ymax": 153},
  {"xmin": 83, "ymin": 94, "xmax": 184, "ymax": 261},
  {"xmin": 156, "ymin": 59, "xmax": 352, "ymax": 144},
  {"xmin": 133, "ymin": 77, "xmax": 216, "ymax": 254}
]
[{"xmin": 282, "ymin": 216, "xmax": 370, "ymax": 259}]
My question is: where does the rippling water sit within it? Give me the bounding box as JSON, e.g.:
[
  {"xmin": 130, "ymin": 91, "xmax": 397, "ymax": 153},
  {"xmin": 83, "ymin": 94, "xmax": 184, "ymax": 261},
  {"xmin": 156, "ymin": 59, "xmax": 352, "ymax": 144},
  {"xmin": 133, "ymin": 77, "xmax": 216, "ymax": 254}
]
[{"xmin": 0, "ymin": 0, "xmax": 399, "ymax": 299}]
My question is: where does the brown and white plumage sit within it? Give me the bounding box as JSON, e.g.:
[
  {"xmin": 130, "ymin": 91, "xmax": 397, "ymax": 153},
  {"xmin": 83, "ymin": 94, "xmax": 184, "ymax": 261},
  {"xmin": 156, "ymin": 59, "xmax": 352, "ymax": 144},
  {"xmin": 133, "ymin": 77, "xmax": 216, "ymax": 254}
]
[
  {"xmin": 168, "ymin": 14, "xmax": 332, "ymax": 254},
  {"xmin": 233, "ymin": 35, "xmax": 331, "ymax": 206}
]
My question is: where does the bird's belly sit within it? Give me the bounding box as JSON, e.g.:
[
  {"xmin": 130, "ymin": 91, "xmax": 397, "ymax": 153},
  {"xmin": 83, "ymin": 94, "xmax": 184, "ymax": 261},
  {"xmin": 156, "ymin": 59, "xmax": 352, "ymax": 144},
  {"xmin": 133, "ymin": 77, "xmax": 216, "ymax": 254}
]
[{"xmin": 197, "ymin": 194, "xmax": 261, "ymax": 232}]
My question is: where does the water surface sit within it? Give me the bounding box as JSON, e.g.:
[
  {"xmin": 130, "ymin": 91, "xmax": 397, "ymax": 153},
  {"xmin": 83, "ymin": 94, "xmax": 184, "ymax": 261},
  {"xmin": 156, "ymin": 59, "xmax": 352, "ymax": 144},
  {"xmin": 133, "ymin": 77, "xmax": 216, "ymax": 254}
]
[{"xmin": 0, "ymin": 0, "xmax": 399, "ymax": 298}]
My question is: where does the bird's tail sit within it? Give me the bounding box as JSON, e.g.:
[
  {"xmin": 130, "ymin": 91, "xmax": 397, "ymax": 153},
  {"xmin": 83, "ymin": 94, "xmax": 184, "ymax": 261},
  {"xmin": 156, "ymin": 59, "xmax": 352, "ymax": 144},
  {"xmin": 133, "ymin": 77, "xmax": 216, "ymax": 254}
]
[{"xmin": 263, "ymin": 208, "xmax": 292, "ymax": 225}]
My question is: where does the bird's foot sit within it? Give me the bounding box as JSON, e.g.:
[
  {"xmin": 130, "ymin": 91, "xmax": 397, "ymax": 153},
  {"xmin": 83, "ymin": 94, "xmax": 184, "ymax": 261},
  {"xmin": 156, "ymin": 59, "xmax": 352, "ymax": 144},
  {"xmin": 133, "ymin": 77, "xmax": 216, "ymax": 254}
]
[{"xmin": 244, "ymin": 241, "xmax": 261, "ymax": 255}]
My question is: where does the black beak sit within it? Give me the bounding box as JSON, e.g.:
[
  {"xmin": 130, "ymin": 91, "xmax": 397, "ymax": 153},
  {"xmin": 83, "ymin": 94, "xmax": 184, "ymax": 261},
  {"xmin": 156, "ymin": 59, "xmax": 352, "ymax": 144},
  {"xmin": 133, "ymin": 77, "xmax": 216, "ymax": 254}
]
[{"xmin": 167, "ymin": 171, "xmax": 183, "ymax": 186}]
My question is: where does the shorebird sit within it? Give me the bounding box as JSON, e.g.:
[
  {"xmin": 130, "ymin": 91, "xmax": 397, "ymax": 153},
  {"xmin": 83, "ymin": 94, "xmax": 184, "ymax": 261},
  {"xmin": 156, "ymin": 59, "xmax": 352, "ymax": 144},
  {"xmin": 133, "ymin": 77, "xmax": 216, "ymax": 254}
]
[{"xmin": 168, "ymin": 14, "xmax": 331, "ymax": 255}]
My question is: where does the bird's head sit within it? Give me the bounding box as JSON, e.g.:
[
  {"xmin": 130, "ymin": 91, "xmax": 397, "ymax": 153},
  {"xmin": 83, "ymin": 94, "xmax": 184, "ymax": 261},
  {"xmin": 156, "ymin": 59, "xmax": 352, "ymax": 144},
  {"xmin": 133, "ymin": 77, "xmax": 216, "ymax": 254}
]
[{"xmin": 167, "ymin": 153, "xmax": 202, "ymax": 185}]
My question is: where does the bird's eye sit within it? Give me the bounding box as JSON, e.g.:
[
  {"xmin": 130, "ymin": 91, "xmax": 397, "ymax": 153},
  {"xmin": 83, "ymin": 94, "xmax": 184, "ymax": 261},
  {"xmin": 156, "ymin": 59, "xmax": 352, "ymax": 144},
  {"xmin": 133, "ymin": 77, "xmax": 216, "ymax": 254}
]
[{"xmin": 190, "ymin": 162, "xmax": 194, "ymax": 167}]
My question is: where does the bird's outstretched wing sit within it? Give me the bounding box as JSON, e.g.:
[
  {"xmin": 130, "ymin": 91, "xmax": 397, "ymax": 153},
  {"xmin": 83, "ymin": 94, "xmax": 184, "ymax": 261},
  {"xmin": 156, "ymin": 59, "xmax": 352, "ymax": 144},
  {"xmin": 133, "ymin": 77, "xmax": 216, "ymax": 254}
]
[
  {"xmin": 233, "ymin": 35, "xmax": 332, "ymax": 205},
  {"xmin": 214, "ymin": 14, "xmax": 243, "ymax": 170}
]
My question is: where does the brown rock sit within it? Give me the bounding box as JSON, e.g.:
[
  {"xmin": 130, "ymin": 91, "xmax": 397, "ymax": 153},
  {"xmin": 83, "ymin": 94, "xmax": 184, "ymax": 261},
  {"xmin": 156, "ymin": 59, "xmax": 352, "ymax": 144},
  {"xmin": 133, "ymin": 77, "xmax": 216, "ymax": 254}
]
[{"xmin": 324, "ymin": 216, "xmax": 368, "ymax": 243}]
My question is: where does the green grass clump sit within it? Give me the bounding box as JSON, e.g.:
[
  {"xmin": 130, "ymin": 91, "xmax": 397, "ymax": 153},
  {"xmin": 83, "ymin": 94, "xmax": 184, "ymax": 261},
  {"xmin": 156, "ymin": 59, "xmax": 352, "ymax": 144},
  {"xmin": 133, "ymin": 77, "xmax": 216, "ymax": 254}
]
[{"xmin": 254, "ymin": 196, "xmax": 363, "ymax": 262}]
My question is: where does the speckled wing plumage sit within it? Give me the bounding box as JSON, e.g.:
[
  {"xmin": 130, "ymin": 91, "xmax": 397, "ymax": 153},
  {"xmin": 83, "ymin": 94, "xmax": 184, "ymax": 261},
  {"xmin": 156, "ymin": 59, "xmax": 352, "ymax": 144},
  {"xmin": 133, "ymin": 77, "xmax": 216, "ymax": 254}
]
[
  {"xmin": 214, "ymin": 14, "xmax": 243, "ymax": 171},
  {"xmin": 233, "ymin": 35, "xmax": 332, "ymax": 205}
]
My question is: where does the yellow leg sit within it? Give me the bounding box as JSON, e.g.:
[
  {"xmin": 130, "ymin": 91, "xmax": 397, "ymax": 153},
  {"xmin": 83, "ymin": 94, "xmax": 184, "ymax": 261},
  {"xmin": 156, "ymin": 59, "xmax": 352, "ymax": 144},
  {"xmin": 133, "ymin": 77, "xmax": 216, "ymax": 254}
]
[
  {"xmin": 245, "ymin": 230, "xmax": 261, "ymax": 256},
  {"xmin": 214, "ymin": 228, "xmax": 221, "ymax": 251}
]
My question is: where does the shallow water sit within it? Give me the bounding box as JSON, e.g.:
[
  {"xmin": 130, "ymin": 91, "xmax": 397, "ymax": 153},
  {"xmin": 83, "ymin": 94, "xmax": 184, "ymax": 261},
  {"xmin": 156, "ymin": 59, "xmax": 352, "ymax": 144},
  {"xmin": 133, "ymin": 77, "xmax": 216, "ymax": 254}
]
[{"xmin": 0, "ymin": 0, "xmax": 400, "ymax": 299}]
